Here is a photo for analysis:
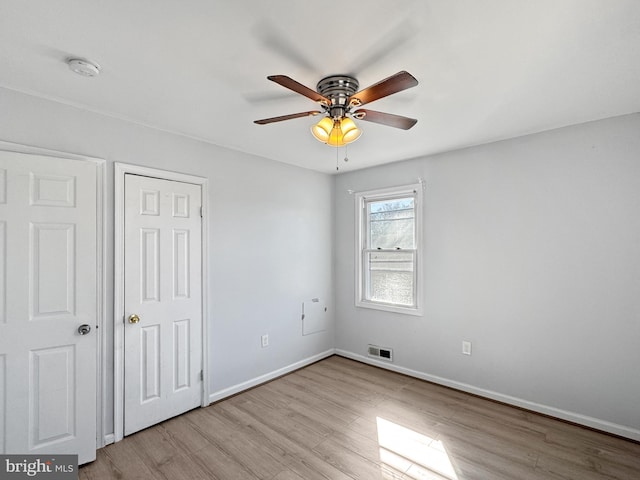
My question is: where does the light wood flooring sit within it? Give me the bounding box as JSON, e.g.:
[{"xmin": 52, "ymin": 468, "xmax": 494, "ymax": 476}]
[{"xmin": 81, "ymin": 355, "xmax": 640, "ymax": 479}]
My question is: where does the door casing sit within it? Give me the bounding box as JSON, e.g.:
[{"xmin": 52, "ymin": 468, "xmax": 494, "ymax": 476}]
[{"xmin": 114, "ymin": 162, "xmax": 209, "ymax": 443}]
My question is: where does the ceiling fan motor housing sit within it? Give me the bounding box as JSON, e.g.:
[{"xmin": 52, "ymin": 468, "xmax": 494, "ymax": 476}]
[{"xmin": 316, "ymin": 75, "xmax": 359, "ymax": 119}]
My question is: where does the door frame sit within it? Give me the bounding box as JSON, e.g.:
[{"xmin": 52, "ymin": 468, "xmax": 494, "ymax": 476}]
[
  {"xmin": 114, "ymin": 162, "xmax": 209, "ymax": 443},
  {"xmin": 0, "ymin": 140, "xmax": 106, "ymax": 451}
]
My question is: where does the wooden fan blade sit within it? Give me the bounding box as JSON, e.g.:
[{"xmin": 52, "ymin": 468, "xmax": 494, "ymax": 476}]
[
  {"xmin": 350, "ymin": 71, "xmax": 418, "ymax": 106},
  {"xmin": 254, "ymin": 111, "xmax": 322, "ymax": 125},
  {"xmin": 353, "ymin": 109, "xmax": 417, "ymax": 130},
  {"xmin": 267, "ymin": 75, "xmax": 330, "ymax": 104}
]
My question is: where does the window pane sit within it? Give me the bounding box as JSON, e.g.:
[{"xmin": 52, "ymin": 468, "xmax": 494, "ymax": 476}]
[
  {"xmin": 368, "ymin": 197, "xmax": 415, "ymax": 249},
  {"xmin": 366, "ymin": 251, "xmax": 415, "ymax": 306}
]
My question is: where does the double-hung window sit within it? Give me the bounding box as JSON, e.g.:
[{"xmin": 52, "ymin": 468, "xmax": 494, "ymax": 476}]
[{"xmin": 356, "ymin": 184, "xmax": 423, "ymax": 315}]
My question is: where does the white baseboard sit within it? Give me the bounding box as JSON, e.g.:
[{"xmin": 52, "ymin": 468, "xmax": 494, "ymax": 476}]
[
  {"xmin": 208, "ymin": 349, "xmax": 335, "ymax": 404},
  {"xmin": 335, "ymin": 349, "xmax": 640, "ymax": 442},
  {"xmin": 103, "ymin": 433, "xmax": 115, "ymax": 446}
]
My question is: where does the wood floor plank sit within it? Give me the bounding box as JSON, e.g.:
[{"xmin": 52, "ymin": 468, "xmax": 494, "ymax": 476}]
[
  {"xmin": 309, "ymin": 357, "xmax": 413, "ymax": 393},
  {"xmin": 156, "ymin": 412, "xmax": 211, "ymax": 454},
  {"xmin": 187, "ymin": 406, "xmax": 288, "ymax": 479},
  {"xmin": 445, "ymin": 408, "xmax": 548, "ymax": 452},
  {"xmin": 292, "ymin": 367, "xmax": 389, "ymax": 408},
  {"xmin": 534, "ymin": 452, "xmax": 638, "ymax": 480},
  {"xmin": 347, "ymin": 414, "xmax": 381, "ymax": 439},
  {"xmin": 450, "ymin": 394, "xmax": 548, "ymax": 438},
  {"xmin": 383, "ymin": 387, "xmax": 462, "ymax": 421},
  {"xmin": 261, "ymin": 377, "xmax": 359, "ymax": 428},
  {"xmin": 280, "ymin": 373, "xmax": 380, "ymax": 419},
  {"xmin": 190, "ymin": 443, "xmax": 262, "ymax": 480},
  {"xmin": 371, "ymin": 398, "xmax": 445, "ymax": 438},
  {"xmin": 231, "ymin": 393, "xmax": 329, "ymax": 449},
  {"xmin": 100, "ymin": 437, "xmax": 160, "ymax": 479},
  {"xmin": 243, "ymin": 387, "xmax": 335, "ymax": 438},
  {"xmin": 285, "ymin": 448, "xmax": 367, "ymax": 480},
  {"xmin": 122, "ymin": 424, "xmax": 186, "ymax": 470},
  {"xmin": 215, "ymin": 400, "xmax": 356, "ymax": 480},
  {"xmin": 315, "ymin": 428, "xmax": 385, "ymax": 467},
  {"xmin": 271, "ymin": 470, "xmax": 306, "ymax": 480},
  {"xmin": 276, "ymin": 374, "xmax": 364, "ymax": 424},
  {"xmin": 311, "ymin": 435, "xmax": 392, "ymax": 480},
  {"xmin": 78, "ymin": 449, "xmax": 123, "ymax": 480},
  {"xmin": 154, "ymin": 452, "xmax": 218, "ymax": 480},
  {"xmin": 82, "ymin": 356, "xmax": 640, "ymax": 480}
]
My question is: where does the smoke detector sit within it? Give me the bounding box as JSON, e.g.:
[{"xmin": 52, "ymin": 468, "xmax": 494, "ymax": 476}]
[{"xmin": 66, "ymin": 58, "xmax": 101, "ymax": 77}]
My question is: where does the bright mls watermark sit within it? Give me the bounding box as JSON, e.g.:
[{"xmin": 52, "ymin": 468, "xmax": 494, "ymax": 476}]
[{"xmin": 0, "ymin": 455, "xmax": 77, "ymax": 479}]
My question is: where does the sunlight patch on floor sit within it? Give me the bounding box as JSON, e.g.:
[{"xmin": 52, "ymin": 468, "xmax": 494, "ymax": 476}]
[{"xmin": 376, "ymin": 417, "xmax": 458, "ymax": 479}]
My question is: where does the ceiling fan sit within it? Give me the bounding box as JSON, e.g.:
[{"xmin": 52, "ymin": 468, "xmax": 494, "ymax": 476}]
[{"xmin": 254, "ymin": 71, "xmax": 418, "ymax": 147}]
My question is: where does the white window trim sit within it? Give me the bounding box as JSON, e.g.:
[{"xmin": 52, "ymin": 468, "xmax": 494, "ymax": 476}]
[{"xmin": 355, "ymin": 183, "xmax": 424, "ymax": 316}]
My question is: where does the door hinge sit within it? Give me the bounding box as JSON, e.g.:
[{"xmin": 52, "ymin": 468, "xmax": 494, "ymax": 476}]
[
  {"xmin": 199, "ymin": 206, "xmax": 203, "ymax": 218},
  {"xmin": 200, "ymin": 370, "xmax": 203, "ymax": 381}
]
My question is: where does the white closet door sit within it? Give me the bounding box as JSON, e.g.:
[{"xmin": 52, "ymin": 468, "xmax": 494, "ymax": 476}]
[{"xmin": 123, "ymin": 174, "xmax": 202, "ymax": 435}]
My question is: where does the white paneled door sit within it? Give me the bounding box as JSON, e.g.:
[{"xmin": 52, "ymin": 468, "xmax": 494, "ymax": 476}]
[
  {"xmin": 0, "ymin": 151, "xmax": 98, "ymax": 464},
  {"xmin": 124, "ymin": 174, "xmax": 202, "ymax": 435}
]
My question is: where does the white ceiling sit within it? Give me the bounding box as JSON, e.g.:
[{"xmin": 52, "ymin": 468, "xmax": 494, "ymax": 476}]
[{"xmin": 1, "ymin": 0, "xmax": 639, "ymax": 174}]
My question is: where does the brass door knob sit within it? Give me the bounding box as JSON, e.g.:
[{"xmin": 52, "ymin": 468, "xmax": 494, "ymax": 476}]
[{"xmin": 128, "ymin": 314, "xmax": 140, "ymax": 324}]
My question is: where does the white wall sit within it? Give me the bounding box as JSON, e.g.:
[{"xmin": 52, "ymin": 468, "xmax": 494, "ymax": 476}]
[
  {"xmin": 334, "ymin": 113, "xmax": 640, "ymax": 439},
  {"xmin": 4, "ymin": 84, "xmax": 639, "ymax": 442},
  {"xmin": 0, "ymin": 87, "xmax": 335, "ymax": 438}
]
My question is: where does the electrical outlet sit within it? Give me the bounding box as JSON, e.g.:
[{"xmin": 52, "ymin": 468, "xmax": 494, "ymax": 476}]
[
  {"xmin": 261, "ymin": 334, "xmax": 269, "ymax": 348},
  {"xmin": 462, "ymin": 341, "xmax": 472, "ymax": 355}
]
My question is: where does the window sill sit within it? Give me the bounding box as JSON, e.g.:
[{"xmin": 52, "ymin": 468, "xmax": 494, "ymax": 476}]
[{"xmin": 356, "ymin": 300, "xmax": 423, "ymax": 316}]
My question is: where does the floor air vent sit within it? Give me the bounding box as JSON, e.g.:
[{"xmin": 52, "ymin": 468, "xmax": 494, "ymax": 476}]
[{"xmin": 367, "ymin": 344, "xmax": 393, "ymax": 362}]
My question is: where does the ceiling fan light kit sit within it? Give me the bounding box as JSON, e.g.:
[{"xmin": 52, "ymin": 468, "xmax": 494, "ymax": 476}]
[
  {"xmin": 311, "ymin": 116, "xmax": 362, "ymax": 147},
  {"xmin": 337, "ymin": 117, "xmax": 361, "ymax": 143},
  {"xmin": 254, "ymin": 71, "xmax": 418, "ymax": 153},
  {"xmin": 310, "ymin": 117, "xmax": 335, "ymax": 142}
]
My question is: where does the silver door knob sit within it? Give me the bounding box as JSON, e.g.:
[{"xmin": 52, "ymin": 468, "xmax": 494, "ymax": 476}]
[
  {"xmin": 78, "ymin": 324, "xmax": 91, "ymax": 335},
  {"xmin": 128, "ymin": 314, "xmax": 140, "ymax": 324}
]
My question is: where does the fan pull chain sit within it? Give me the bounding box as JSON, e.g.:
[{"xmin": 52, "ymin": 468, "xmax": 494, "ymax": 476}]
[{"xmin": 335, "ymin": 144, "xmax": 350, "ymax": 171}]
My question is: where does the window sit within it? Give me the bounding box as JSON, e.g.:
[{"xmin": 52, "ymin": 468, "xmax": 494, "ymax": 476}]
[{"xmin": 356, "ymin": 184, "xmax": 423, "ymax": 315}]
